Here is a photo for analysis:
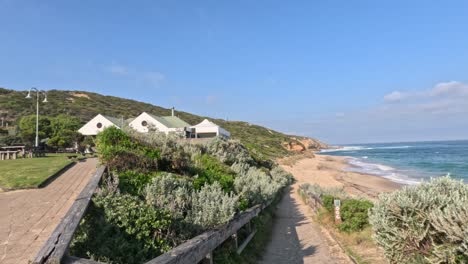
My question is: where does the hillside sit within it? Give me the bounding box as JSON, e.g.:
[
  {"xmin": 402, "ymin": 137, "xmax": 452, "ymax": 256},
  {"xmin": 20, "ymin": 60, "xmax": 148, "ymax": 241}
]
[{"xmin": 0, "ymin": 87, "xmax": 328, "ymax": 159}]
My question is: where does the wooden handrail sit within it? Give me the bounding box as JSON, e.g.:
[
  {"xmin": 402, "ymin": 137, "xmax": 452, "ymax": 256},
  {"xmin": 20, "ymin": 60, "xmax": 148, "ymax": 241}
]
[
  {"xmin": 32, "ymin": 166, "xmax": 106, "ymax": 264},
  {"xmin": 146, "ymin": 202, "xmax": 270, "ymax": 264}
]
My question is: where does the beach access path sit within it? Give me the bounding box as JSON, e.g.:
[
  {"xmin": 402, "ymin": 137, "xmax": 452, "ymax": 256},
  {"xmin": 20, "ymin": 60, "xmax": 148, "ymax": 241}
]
[
  {"xmin": 259, "ymin": 184, "xmax": 352, "ymax": 264},
  {"xmin": 0, "ymin": 158, "xmax": 98, "ymax": 264}
]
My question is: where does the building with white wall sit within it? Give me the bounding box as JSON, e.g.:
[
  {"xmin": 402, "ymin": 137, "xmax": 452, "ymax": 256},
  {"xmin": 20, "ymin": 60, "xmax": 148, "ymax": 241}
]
[
  {"xmin": 78, "ymin": 110, "xmax": 231, "ymax": 139},
  {"xmin": 78, "ymin": 114, "xmax": 126, "ymax": 136},
  {"xmin": 191, "ymin": 119, "xmax": 231, "ymax": 138},
  {"xmin": 128, "ymin": 112, "xmax": 192, "ymax": 136}
]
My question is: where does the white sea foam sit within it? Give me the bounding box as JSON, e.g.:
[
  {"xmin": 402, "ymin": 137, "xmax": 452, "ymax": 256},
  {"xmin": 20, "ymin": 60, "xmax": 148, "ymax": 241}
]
[
  {"xmin": 320, "ymin": 145, "xmax": 411, "ymax": 153},
  {"xmin": 345, "ymin": 157, "xmax": 420, "ymax": 185}
]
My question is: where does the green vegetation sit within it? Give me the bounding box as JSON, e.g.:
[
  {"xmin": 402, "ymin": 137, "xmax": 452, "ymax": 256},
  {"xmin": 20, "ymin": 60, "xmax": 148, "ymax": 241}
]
[
  {"xmin": 70, "ymin": 128, "xmax": 294, "ymax": 263},
  {"xmin": 298, "ymin": 183, "xmax": 372, "ymax": 233},
  {"xmin": 0, "ymin": 154, "xmax": 73, "ymax": 189},
  {"xmin": 0, "ymin": 87, "xmax": 326, "ymax": 160},
  {"xmin": 299, "ymin": 183, "xmax": 382, "ymax": 263},
  {"xmin": 369, "ymin": 176, "xmax": 468, "ymax": 264},
  {"xmin": 17, "ymin": 114, "xmax": 81, "ymax": 148},
  {"xmin": 338, "ymin": 199, "xmax": 373, "ymax": 233}
]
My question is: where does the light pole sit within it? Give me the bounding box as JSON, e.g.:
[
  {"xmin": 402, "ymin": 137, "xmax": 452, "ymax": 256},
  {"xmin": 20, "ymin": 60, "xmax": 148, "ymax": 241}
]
[{"xmin": 25, "ymin": 87, "xmax": 48, "ymax": 147}]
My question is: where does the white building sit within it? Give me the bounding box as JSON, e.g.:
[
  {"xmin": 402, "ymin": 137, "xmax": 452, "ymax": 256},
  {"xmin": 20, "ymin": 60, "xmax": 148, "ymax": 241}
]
[
  {"xmin": 191, "ymin": 119, "xmax": 231, "ymax": 138},
  {"xmin": 129, "ymin": 111, "xmax": 192, "ymax": 136},
  {"xmin": 78, "ymin": 114, "xmax": 126, "ymax": 136},
  {"xmin": 78, "ymin": 111, "xmax": 230, "ymax": 139}
]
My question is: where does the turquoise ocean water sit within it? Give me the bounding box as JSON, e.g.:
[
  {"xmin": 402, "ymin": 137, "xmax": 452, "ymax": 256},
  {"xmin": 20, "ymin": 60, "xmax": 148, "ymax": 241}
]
[{"xmin": 319, "ymin": 140, "xmax": 468, "ymax": 184}]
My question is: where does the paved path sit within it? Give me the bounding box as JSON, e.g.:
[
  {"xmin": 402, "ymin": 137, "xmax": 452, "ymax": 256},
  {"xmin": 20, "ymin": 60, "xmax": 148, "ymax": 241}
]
[
  {"xmin": 259, "ymin": 184, "xmax": 351, "ymax": 264},
  {"xmin": 0, "ymin": 158, "xmax": 98, "ymax": 264}
]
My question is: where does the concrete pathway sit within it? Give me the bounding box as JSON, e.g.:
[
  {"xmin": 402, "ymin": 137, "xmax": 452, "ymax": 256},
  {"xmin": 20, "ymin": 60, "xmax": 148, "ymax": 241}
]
[
  {"xmin": 0, "ymin": 158, "xmax": 98, "ymax": 264},
  {"xmin": 259, "ymin": 185, "xmax": 351, "ymax": 264}
]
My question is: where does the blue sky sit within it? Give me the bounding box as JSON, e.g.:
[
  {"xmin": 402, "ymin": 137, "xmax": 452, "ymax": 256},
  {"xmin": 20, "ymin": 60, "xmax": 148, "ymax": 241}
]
[{"xmin": 1, "ymin": 0, "xmax": 468, "ymax": 144}]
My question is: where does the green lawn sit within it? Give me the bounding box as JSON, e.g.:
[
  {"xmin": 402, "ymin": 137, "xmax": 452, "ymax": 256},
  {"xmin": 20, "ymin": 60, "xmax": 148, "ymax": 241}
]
[{"xmin": 0, "ymin": 154, "xmax": 74, "ymax": 190}]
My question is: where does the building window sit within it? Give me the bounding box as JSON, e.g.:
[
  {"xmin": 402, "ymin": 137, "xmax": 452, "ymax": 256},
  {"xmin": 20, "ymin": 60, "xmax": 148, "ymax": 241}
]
[
  {"xmin": 141, "ymin": 121, "xmax": 148, "ymax": 127},
  {"xmin": 96, "ymin": 122, "xmax": 102, "ymax": 128}
]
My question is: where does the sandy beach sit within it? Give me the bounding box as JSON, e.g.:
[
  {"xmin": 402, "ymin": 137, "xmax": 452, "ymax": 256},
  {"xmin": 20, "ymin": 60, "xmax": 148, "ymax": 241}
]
[{"xmin": 279, "ymin": 154, "xmax": 401, "ymax": 199}]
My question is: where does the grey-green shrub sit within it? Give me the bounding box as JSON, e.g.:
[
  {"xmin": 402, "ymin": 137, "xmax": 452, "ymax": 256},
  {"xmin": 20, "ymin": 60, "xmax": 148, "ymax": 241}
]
[
  {"xmin": 230, "ymin": 161, "xmax": 251, "ymax": 176},
  {"xmin": 298, "ymin": 183, "xmax": 348, "ymax": 200},
  {"xmin": 189, "ymin": 182, "xmax": 239, "ymax": 230},
  {"xmin": 234, "ymin": 166, "xmax": 281, "ymax": 205},
  {"xmin": 369, "ymin": 176, "xmax": 468, "ymax": 264},
  {"xmin": 144, "ymin": 172, "xmax": 193, "ymax": 219},
  {"xmin": 206, "ymin": 137, "xmax": 253, "ymax": 165},
  {"xmin": 270, "ymin": 166, "xmax": 294, "ymax": 186}
]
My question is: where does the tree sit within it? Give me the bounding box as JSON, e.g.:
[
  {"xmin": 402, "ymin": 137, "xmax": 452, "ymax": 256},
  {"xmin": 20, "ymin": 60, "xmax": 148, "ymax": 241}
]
[
  {"xmin": 18, "ymin": 115, "xmax": 52, "ymax": 146},
  {"xmin": 48, "ymin": 114, "xmax": 81, "ymax": 148}
]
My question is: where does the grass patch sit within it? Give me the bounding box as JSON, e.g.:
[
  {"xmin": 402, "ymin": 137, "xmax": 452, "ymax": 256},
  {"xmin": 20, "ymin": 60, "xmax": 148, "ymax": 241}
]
[{"xmin": 0, "ymin": 154, "xmax": 74, "ymax": 189}]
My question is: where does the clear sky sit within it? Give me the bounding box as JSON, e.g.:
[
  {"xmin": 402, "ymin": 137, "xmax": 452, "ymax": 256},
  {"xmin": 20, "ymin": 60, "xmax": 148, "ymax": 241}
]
[{"xmin": 1, "ymin": 0, "xmax": 468, "ymax": 144}]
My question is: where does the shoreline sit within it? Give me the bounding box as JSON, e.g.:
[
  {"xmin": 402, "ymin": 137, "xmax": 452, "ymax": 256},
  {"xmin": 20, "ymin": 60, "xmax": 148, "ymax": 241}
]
[{"xmin": 279, "ymin": 154, "xmax": 401, "ymax": 200}]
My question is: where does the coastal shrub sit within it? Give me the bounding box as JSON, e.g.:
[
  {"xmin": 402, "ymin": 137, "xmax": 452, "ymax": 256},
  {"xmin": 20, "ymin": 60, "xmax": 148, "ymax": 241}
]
[
  {"xmin": 230, "ymin": 161, "xmax": 251, "ymax": 175},
  {"xmin": 189, "ymin": 182, "xmax": 239, "ymax": 230},
  {"xmin": 71, "ymin": 192, "xmax": 173, "ymax": 263},
  {"xmin": 70, "ymin": 203, "xmax": 155, "ymax": 263},
  {"xmin": 298, "ymin": 183, "xmax": 348, "ymax": 200},
  {"xmin": 369, "ymin": 176, "xmax": 468, "ymax": 264},
  {"xmin": 321, "ymin": 194, "xmax": 335, "ymax": 212},
  {"xmin": 270, "ymin": 166, "xmax": 294, "ymax": 186},
  {"xmin": 192, "ymin": 154, "xmax": 235, "ymax": 192},
  {"xmin": 96, "ymin": 127, "xmax": 159, "ymax": 172},
  {"xmin": 119, "ymin": 171, "xmax": 158, "ymax": 196},
  {"xmin": 93, "ymin": 193, "xmax": 173, "ymax": 251},
  {"xmin": 144, "ymin": 172, "xmax": 193, "ymax": 219},
  {"xmin": 206, "ymin": 137, "xmax": 253, "ymax": 165},
  {"xmin": 338, "ymin": 199, "xmax": 373, "ymax": 233},
  {"xmin": 299, "ymin": 183, "xmax": 371, "ymax": 233},
  {"xmin": 126, "ymin": 129, "xmax": 192, "ymax": 173},
  {"xmin": 234, "ymin": 166, "xmax": 281, "ymax": 206}
]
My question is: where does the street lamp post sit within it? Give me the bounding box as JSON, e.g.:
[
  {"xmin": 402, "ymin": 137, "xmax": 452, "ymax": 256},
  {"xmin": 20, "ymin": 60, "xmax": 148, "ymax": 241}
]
[{"xmin": 25, "ymin": 87, "xmax": 48, "ymax": 148}]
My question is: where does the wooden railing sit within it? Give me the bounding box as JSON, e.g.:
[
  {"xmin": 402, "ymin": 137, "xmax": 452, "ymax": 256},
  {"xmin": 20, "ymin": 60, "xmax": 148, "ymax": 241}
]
[
  {"xmin": 32, "ymin": 165, "xmax": 270, "ymax": 264},
  {"xmin": 146, "ymin": 203, "xmax": 267, "ymax": 264}
]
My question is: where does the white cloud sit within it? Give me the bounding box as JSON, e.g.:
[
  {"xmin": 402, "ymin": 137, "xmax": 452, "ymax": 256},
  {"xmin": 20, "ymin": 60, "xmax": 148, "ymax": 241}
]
[
  {"xmin": 384, "ymin": 91, "xmax": 404, "ymax": 102},
  {"xmin": 429, "ymin": 81, "xmax": 468, "ymax": 97}
]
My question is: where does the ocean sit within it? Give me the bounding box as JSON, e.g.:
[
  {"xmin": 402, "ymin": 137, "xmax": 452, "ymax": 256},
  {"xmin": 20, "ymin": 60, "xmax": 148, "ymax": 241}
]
[{"xmin": 319, "ymin": 140, "xmax": 468, "ymax": 184}]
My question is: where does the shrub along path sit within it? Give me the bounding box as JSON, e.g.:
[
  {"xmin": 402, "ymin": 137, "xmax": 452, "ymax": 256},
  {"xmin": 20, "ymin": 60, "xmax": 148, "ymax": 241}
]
[
  {"xmin": 259, "ymin": 184, "xmax": 352, "ymax": 264},
  {"xmin": 0, "ymin": 158, "xmax": 98, "ymax": 264}
]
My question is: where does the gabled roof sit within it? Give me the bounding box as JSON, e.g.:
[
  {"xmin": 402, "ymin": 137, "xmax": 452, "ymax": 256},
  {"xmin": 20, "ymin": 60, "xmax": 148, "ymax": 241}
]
[
  {"xmin": 192, "ymin": 119, "xmax": 220, "ymax": 127},
  {"xmin": 100, "ymin": 115, "xmax": 134, "ymax": 127},
  {"xmin": 101, "ymin": 115, "xmax": 124, "ymax": 127},
  {"xmin": 147, "ymin": 113, "xmax": 191, "ymax": 128}
]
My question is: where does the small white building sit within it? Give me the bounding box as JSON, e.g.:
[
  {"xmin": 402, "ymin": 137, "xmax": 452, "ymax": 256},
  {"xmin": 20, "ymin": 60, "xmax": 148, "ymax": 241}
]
[
  {"xmin": 129, "ymin": 111, "xmax": 192, "ymax": 136},
  {"xmin": 191, "ymin": 119, "xmax": 231, "ymax": 138},
  {"xmin": 78, "ymin": 114, "xmax": 126, "ymax": 136}
]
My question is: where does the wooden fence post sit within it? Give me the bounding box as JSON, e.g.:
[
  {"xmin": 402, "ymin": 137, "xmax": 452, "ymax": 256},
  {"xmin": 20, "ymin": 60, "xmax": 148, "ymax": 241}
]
[{"xmin": 232, "ymin": 232, "xmax": 238, "ymax": 250}]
